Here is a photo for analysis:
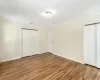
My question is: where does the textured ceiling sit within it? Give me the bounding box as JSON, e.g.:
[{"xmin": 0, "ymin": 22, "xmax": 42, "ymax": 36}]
[{"xmin": 0, "ymin": 0, "xmax": 100, "ymax": 26}]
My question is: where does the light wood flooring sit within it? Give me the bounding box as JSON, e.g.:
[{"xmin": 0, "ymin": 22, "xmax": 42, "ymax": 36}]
[{"xmin": 0, "ymin": 53, "xmax": 100, "ymax": 80}]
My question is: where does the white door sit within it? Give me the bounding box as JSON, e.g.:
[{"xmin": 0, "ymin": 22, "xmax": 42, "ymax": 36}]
[
  {"xmin": 22, "ymin": 29, "xmax": 39, "ymax": 57},
  {"xmin": 84, "ymin": 25, "xmax": 97, "ymax": 66},
  {"xmin": 48, "ymin": 31, "xmax": 53, "ymax": 52},
  {"xmin": 97, "ymin": 24, "xmax": 100, "ymax": 68}
]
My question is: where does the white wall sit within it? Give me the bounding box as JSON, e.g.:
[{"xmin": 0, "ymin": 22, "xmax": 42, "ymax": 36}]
[
  {"xmin": 51, "ymin": 14, "xmax": 100, "ymax": 63},
  {"xmin": 0, "ymin": 20, "xmax": 48, "ymax": 62},
  {"xmin": 1, "ymin": 14, "xmax": 100, "ymax": 63}
]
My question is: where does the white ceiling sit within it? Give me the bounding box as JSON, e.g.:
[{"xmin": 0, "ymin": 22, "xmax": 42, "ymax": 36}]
[{"xmin": 0, "ymin": 0, "xmax": 100, "ymax": 25}]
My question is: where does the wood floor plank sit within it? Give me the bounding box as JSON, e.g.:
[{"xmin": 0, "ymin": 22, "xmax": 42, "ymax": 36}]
[{"xmin": 0, "ymin": 53, "xmax": 100, "ymax": 80}]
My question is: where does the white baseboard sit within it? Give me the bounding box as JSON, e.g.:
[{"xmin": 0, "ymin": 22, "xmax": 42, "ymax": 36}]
[
  {"xmin": 1, "ymin": 53, "xmax": 84, "ymax": 65},
  {"xmin": 53, "ymin": 54, "xmax": 84, "ymax": 64},
  {"xmin": 1, "ymin": 57, "xmax": 21, "ymax": 62}
]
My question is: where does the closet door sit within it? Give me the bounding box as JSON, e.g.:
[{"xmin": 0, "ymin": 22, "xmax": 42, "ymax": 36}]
[
  {"xmin": 97, "ymin": 24, "xmax": 100, "ymax": 68},
  {"xmin": 29, "ymin": 30, "xmax": 39, "ymax": 56},
  {"xmin": 22, "ymin": 29, "xmax": 39, "ymax": 57},
  {"xmin": 84, "ymin": 25, "xmax": 97, "ymax": 66}
]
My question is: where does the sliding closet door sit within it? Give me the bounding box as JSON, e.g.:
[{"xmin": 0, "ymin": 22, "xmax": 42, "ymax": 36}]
[
  {"xmin": 22, "ymin": 29, "xmax": 39, "ymax": 57},
  {"xmin": 97, "ymin": 24, "xmax": 100, "ymax": 68},
  {"xmin": 84, "ymin": 25, "xmax": 97, "ymax": 66},
  {"xmin": 29, "ymin": 30, "xmax": 39, "ymax": 56}
]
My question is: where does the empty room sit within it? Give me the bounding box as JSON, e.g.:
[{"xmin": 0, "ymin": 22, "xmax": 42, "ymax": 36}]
[{"xmin": 0, "ymin": 0, "xmax": 100, "ymax": 80}]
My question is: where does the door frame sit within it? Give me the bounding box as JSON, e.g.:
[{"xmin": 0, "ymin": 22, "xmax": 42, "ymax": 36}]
[{"xmin": 20, "ymin": 28, "xmax": 38, "ymax": 58}]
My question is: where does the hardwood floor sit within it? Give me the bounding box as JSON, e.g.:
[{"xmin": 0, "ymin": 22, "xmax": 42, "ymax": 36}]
[{"xmin": 0, "ymin": 53, "xmax": 100, "ymax": 80}]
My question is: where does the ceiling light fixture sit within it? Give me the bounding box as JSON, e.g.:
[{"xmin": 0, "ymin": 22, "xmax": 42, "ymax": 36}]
[
  {"xmin": 46, "ymin": 11, "xmax": 52, "ymax": 16},
  {"xmin": 41, "ymin": 9, "xmax": 56, "ymax": 18}
]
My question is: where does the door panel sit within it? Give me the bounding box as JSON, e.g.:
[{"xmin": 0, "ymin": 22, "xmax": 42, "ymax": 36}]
[
  {"xmin": 29, "ymin": 30, "xmax": 39, "ymax": 56},
  {"xmin": 97, "ymin": 24, "xmax": 100, "ymax": 68},
  {"xmin": 22, "ymin": 29, "xmax": 39, "ymax": 57},
  {"xmin": 84, "ymin": 25, "xmax": 97, "ymax": 66},
  {"xmin": 48, "ymin": 31, "xmax": 53, "ymax": 52}
]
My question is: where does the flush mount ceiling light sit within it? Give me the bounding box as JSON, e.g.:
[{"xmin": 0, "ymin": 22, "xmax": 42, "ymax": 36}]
[
  {"xmin": 46, "ymin": 11, "xmax": 52, "ymax": 17},
  {"xmin": 41, "ymin": 9, "xmax": 56, "ymax": 18}
]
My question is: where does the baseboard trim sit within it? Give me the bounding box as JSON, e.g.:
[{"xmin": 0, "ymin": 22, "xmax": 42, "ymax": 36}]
[
  {"xmin": 1, "ymin": 52, "xmax": 48, "ymax": 63},
  {"xmin": 1, "ymin": 52, "xmax": 84, "ymax": 64},
  {"xmin": 60, "ymin": 55, "xmax": 83, "ymax": 64},
  {"xmin": 1, "ymin": 57, "xmax": 21, "ymax": 63},
  {"xmin": 49, "ymin": 53, "xmax": 84, "ymax": 64}
]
